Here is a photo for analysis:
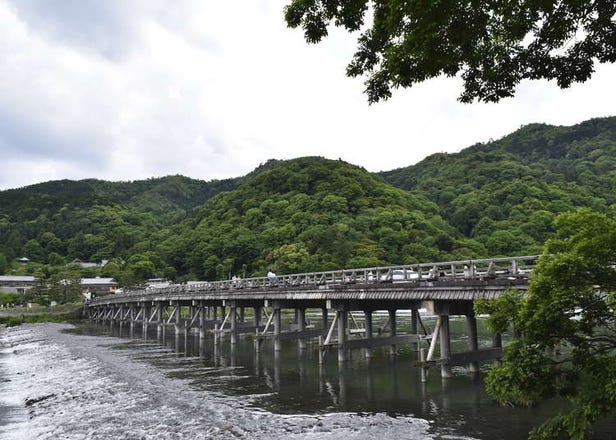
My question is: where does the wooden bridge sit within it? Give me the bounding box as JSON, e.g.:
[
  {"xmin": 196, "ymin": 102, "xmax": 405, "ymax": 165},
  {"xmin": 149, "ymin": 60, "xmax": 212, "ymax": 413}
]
[{"xmin": 88, "ymin": 255, "xmax": 538, "ymax": 379}]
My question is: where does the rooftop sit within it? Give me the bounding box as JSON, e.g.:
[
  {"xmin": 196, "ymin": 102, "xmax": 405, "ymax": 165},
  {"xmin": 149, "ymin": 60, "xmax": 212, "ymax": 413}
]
[
  {"xmin": 81, "ymin": 277, "xmax": 118, "ymax": 286},
  {"xmin": 0, "ymin": 275, "xmax": 37, "ymax": 282}
]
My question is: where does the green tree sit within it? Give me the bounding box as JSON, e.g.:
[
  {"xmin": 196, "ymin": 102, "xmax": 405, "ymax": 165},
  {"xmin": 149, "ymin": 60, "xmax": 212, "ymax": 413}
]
[
  {"xmin": 267, "ymin": 243, "xmax": 311, "ymax": 273},
  {"xmin": 0, "ymin": 292, "xmax": 21, "ymax": 306},
  {"xmin": 49, "ymin": 272, "xmax": 83, "ymax": 304},
  {"xmin": 0, "ymin": 252, "xmax": 8, "ymax": 274},
  {"xmin": 22, "ymin": 239, "xmax": 45, "ymax": 263},
  {"xmin": 477, "ymin": 209, "xmax": 616, "ymax": 439},
  {"xmin": 24, "ymin": 278, "xmax": 51, "ymax": 306},
  {"xmin": 284, "ymin": 1, "xmax": 616, "ymax": 103}
]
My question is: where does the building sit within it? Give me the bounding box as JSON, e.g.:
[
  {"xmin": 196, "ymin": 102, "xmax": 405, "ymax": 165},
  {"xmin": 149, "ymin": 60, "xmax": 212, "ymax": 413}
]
[
  {"xmin": 80, "ymin": 277, "xmax": 118, "ymax": 297},
  {"xmin": 59, "ymin": 277, "xmax": 119, "ymax": 300},
  {"xmin": 0, "ymin": 275, "xmax": 38, "ymax": 294},
  {"xmin": 70, "ymin": 259, "xmax": 109, "ymax": 268}
]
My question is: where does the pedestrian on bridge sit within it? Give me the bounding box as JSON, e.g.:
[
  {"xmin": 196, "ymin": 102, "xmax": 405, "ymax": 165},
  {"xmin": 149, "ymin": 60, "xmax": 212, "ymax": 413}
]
[{"xmin": 267, "ymin": 270, "xmax": 277, "ymax": 286}]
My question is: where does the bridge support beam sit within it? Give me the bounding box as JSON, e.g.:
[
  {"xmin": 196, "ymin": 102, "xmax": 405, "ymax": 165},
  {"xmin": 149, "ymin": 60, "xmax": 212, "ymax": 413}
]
[
  {"xmin": 199, "ymin": 301, "xmax": 206, "ymax": 340},
  {"xmin": 155, "ymin": 302, "xmax": 163, "ymax": 338},
  {"xmin": 254, "ymin": 306, "xmax": 262, "ymax": 328},
  {"xmin": 337, "ymin": 305, "xmax": 348, "ymax": 363},
  {"xmin": 466, "ymin": 313, "xmax": 479, "ymax": 373},
  {"xmin": 389, "ymin": 309, "xmax": 397, "ymax": 356},
  {"xmin": 439, "ymin": 315, "xmax": 453, "ymax": 378},
  {"xmin": 274, "ymin": 306, "xmax": 282, "ymax": 352},
  {"xmin": 364, "ymin": 310, "xmax": 373, "ymax": 359},
  {"xmin": 142, "ymin": 304, "xmax": 150, "ymax": 334},
  {"xmin": 411, "ymin": 309, "xmax": 418, "ymax": 334},
  {"xmin": 174, "ymin": 301, "xmax": 182, "ymax": 335},
  {"xmin": 230, "ymin": 305, "xmax": 238, "ymax": 345},
  {"xmin": 297, "ymin": 308, "xmax": 307, "ymax": 351}
]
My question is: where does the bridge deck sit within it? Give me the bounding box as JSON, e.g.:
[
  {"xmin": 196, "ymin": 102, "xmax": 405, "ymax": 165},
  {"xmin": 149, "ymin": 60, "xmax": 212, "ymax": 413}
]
[{"xmin": 90, "ymin": 279, "xmax": 528, "ymax": 306}]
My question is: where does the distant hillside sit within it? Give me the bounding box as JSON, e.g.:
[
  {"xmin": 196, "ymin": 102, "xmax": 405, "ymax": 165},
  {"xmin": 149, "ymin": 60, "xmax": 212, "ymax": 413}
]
[
  {"xmin": 379, "ymin": 116, "xmax": 616, "ymax": 253},
  {"xmin": 0, "ymin": 175, "xmax": 239, "ymax": 222},
  {"xmin": 0, "ymin": 175, "xmax": 239, "ymax": 268}
]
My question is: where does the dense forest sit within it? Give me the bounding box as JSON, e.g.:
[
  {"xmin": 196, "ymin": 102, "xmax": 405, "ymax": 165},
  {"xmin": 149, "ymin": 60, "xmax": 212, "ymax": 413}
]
[{"xmin": 1, "ymin": 116, "xmax": 614, "ymax": 290}]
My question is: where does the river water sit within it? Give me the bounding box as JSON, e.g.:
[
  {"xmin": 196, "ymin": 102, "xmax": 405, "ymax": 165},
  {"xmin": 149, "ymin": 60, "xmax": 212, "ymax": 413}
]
[{"xmin": 0, "ymin": 317, "xmax": 613, "ymax": 439}]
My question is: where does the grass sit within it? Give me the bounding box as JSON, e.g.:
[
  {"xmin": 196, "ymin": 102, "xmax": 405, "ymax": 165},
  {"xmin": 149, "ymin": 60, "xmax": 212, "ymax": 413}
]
[{"xmin": 0, "ymin": 304, "xmax": 84, "ymax": 327}]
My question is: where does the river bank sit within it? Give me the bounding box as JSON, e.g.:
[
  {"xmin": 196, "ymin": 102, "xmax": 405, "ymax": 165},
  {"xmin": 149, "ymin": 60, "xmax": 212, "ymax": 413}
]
[{"xmin": 0, "ymin": 304, "xmax": 83, "ymax": 326}]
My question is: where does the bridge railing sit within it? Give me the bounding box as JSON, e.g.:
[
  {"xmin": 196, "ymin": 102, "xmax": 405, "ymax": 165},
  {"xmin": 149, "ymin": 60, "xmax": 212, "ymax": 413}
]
[{"xmin": 101, "ymin": 255, "xmax": 540, "ymax": 301}]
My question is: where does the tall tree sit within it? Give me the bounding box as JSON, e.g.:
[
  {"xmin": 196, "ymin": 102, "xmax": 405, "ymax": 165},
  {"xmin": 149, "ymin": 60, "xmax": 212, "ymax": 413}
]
[
  {"xmin": 477, "ymin": 209, "xmax": 616, "ymax": 439},
  {"xmin": 284, "ymin": 1, "xmax": 616, "ymax": 103}
]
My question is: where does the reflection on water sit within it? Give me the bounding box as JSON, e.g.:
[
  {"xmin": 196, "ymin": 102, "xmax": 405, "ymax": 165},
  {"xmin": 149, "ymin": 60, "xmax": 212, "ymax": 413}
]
[{"xmin": 75, "ymin": 316, "xmax": 575, "ymax": 440}]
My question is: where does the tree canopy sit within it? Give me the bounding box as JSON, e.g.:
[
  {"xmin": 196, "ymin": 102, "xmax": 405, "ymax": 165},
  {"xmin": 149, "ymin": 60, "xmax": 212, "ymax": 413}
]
[
  {"xmin": 284, "ymin": 0, "xmax": 616, "ymax": 103},
  {"xmin": 476, "ymin": 209, "xmax": 616, "ymax": 439}
]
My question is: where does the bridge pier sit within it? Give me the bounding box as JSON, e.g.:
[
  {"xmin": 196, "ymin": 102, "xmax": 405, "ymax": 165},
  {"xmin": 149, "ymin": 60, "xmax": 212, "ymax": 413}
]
[
  {"xmin": 274, "ymin": 305, "xmax": 282, "ymax": 352},
  {"xmin": 337, "ymin": 305, "xmax": 348, "ymax": 363},
  {"xmin": 389, "ymin": 309, "xmax": 397, "ymax": 356},
  {"xmin": 466, "ymin": 313, "xmax": 479, "ymax": 373},
  {"xmin": 439, "ymin": 314, "xmax": 453, "ymax": 378},
  {"xmin": 174, "ymin": 301, "xmax": 182, "ymax": 336},
  {"xmin": 297, "ymin": 308, "xmax": 307, "ymax": 351},
  {"xmin": 411, "ymin": 309, "xmax": 418, "ymax": 335},
  {"xmin": 254, "ymin": 306, "xmax": 262, "ymax": 328},
  {"xmin": 230, "ymin": 305, "xmax": 238, "ymax": 345},
  {"xmin": 142, "ymin": 303, "xmax": 150, "ymax": 334},
  {"xmin": 129, "ymin": 305, "xmax": 136, "ymax": 335},
  {"xmin": 155, "ymin": 302, "xmax": 163, "ymax": 338},
  {"xmin": 199, "ymin": 301, "xmax": 206, "ymax": 340},
  {"xmin": 364, "ymin": 310, "xmax": 373, "ymax": 359}
]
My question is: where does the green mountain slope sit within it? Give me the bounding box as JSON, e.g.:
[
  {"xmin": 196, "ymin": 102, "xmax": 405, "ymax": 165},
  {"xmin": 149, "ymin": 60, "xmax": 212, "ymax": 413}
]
[
  {"xmin": 0, "ymin": 175, "xmax": 239, "ymax": 264},
  {"xmin": 161, "ymin": 157, "xmax": 478, "ymax": 280},
  {"xmin": 379, "ymin": 116, "xmax": 616, "ymax": 254}
]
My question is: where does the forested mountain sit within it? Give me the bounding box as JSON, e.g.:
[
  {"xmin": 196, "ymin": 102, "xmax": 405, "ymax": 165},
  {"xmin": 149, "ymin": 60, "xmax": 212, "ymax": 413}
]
[
  {"xmin": 0, "ymin": 175, "xmax": 239, "ymax": 280},
  {"xmin": 1, "ymin": 117, "xmax": 614, "ymax": 288},
  {"xmin": 380, "ymin": 116, "xmax": 616, "ymax": 255},
  {"xmin": 159, "ymin": 158, "xmax": 478, "ymax": 281}
]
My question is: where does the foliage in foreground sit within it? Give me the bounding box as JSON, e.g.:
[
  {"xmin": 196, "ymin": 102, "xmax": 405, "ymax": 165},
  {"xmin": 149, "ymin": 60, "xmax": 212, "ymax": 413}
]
[
  {"xmin": 285, "ymin": 1, "xmax": 616, "ymax": 103},
  {"xmin": 477, "ymin": 209, "xmax": 616, "ymax": 439}
]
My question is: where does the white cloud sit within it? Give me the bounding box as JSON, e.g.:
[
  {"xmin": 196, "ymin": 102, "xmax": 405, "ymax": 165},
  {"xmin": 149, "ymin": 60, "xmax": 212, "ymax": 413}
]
[{"xmin": 0, "ymin": 0, "xmax": 614, "ymax": 190}]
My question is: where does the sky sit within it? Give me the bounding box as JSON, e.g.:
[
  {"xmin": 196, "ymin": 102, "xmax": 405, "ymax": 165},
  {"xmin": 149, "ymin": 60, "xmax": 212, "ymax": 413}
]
[{"xmin": 1, "ymin": 0, "xmax": 615, "ymax": 191}]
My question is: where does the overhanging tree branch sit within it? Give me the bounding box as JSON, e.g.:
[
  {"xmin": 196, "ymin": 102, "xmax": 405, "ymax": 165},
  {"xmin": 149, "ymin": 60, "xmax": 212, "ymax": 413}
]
[{"xmin": 285, "ymin": 0, "xmax": 616, "ymax": 103}]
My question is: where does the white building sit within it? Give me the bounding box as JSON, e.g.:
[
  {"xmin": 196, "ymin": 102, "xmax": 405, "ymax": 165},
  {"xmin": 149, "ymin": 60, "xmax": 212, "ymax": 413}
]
[{"xmin": 0, "ymin": 275, "xmax": 38, "ymax": 294}]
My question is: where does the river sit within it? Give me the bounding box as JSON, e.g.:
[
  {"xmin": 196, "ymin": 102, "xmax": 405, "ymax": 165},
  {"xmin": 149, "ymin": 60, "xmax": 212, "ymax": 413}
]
[{"xmin": 0, "ymin": 319, "xmax": 613, "ymax": 439}]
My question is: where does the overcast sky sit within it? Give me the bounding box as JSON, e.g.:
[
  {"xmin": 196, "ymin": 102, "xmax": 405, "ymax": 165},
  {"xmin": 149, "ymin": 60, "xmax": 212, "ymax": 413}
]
[{"xmin": 1, "ymin": 1, "xmax": 615, "ymax": 191}]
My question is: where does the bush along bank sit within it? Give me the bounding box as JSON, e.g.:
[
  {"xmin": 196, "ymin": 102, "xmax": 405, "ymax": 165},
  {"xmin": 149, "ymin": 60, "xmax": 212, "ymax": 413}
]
[{"xmin": 0, "ymin": 306, "xmax": 84, "ymax": 327}]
